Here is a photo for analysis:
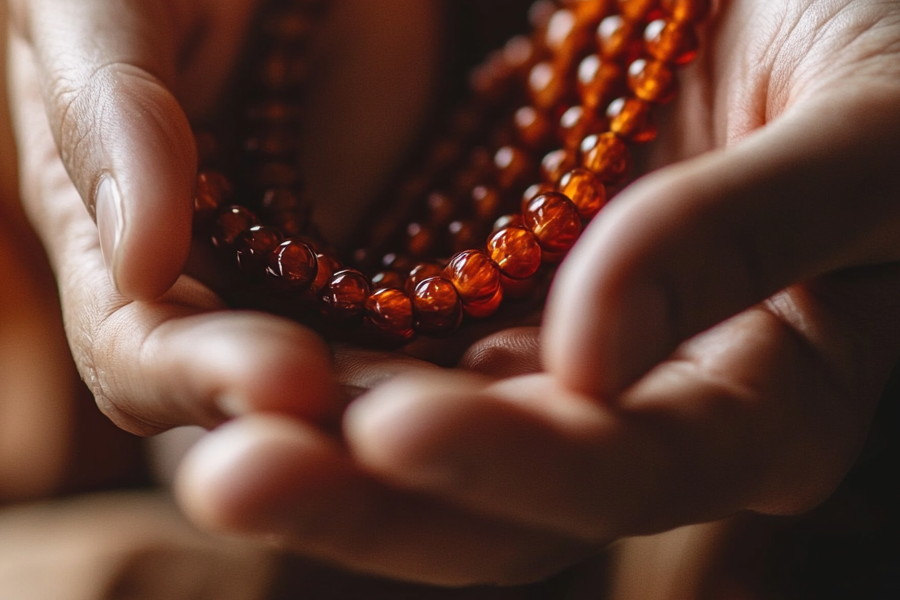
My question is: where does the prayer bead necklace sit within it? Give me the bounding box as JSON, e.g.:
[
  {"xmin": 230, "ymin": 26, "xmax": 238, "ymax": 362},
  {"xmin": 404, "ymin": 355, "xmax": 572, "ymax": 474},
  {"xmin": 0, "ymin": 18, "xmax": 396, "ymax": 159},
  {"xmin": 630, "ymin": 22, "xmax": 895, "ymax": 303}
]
[{"xmin": 192, "ymin": 0, "xmax": 710, "ymax": 345}]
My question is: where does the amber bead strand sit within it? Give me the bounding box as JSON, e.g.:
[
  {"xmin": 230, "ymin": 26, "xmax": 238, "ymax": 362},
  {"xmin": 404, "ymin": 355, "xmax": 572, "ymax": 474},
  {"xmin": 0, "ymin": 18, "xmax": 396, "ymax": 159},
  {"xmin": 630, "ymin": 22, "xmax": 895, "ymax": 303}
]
[{"xmin": 193, "ymin": 0, "xmax": 710, "ymax": 345}]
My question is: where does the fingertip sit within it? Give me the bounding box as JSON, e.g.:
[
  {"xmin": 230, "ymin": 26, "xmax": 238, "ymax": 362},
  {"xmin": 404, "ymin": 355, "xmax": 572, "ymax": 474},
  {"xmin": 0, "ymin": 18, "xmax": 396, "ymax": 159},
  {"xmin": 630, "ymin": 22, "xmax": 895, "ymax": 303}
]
[{"xmin": 95, "ymin": 71, "xmax": 196, "ymax": 300}]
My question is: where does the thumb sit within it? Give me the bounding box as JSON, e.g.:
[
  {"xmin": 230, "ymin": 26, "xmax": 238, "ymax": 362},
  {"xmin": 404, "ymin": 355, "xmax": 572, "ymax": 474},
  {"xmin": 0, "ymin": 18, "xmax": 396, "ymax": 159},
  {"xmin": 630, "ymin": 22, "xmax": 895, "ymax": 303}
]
[
  {"xmin": 11, "ymin": 0, "xmax": 195, "ymax": 299},
  {"xmin": 544, "ymin": 83, "xmax": 900, "ymax": 398}
]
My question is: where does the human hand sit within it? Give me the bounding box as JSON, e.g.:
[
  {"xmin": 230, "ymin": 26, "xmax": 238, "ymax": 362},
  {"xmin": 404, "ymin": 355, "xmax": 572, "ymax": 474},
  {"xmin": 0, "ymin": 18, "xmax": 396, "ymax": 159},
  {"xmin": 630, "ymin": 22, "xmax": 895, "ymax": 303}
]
[
  {"xmin": 6, "ymin": 0, "xmax": 442, "ymax": 433},
  {"xmin": 174, "ymin": 0, "xmax": 900, "ymax": 587}
]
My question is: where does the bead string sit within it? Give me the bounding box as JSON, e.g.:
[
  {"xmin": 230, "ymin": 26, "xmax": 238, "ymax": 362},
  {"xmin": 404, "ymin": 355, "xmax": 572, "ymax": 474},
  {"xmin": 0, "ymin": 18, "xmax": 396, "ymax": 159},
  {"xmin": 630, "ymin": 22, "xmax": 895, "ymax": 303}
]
[{"xmin": 192, "ymin": 0, "xmax": 710, "ymax": 345}]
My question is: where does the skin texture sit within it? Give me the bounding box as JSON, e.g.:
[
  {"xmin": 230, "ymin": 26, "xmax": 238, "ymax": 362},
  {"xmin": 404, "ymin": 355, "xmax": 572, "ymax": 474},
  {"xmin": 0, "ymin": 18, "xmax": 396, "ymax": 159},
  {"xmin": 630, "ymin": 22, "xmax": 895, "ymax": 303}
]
[{"xmin": 7, "ymin": 0, "xmax": 900, "ymax": 590}]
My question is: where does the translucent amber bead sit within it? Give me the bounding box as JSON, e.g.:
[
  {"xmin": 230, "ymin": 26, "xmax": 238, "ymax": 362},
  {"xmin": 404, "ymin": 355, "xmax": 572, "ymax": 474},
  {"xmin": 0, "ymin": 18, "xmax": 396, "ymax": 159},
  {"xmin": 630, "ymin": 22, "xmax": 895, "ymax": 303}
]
[
  {"xmin": 464, "ymin": 286, "xmax": 504, "ymax": 318},
  {"xmin": 528, "ymin": 61, "xmax": 570, "ymax": 111},
  {"xmin": 559, "ymin": 168, "xmax": 607, "ymax": 219},
  {"xmin": 494, "ymin": 146, "xmax": 534, "ymax": 192},
  {"xmin": 405, "ymin": 222, "xmax": 436, "ymax": 258},
  {"xmin": 302, "ymin": 251, "xmax": 336, "ymax": 301},
  {"xmin": 522, "ymin": 183, "xmax": 555, "ymax": 210},
  {"xmin": 365, "ymin": 288, "xmax": 415, "ymax": 342},
  {"xmin": 541, "ymin": 149, "xmax": 577, "ymax": 184},
  {"xmin": 320, "ymin": 270, "xmax": 370, "ymax": 320},
  {"xmin": 488, "ymin": 227, "xmax": 542, "ymax": 280},
  {"xmin": 211, "ymin": 206, "xmax": 260, "ymax": 250},
  {"xmin": 617, "ymin": 0, "xmax": 659, "ymax": 22},
  {"xmin": 644, "ymin": 19, "xmax": 699, "ymax": 65},
  {"xmin": 444, "ymin": 250, "xmax": 502, "ymax": 305},
  {"xmin": 427, "ymin": 192, "xmax": 457, "ymax": 226},
  {"xmin": 448, "ymin": 220, "xmax": 483, "ymax": 254},
  {"xmin": 597, "ymin": 16, "xmax": 640, "ymax": 63},
  {"xmin": 493, "ymin": 213, "xmax": 525, "ymax": 232},
  {"xmin": 265, "ymin": 239, "xmax": 318, "ymax": 292},
  {"xmin": 523, "ymin": 192, "xmax": 582, "ymax": 253},
  {"xmin": 371, "ymin": 270, "xmax": 404, "ymax": 290},
  {"xmin": 661, "ymin": 0, "xmax": 710, "ymax": 23},
  {"xmin": 195, "ymin": 171, "xmax": 232, "ymax": 218},
  {"xmin": 607, "ymin": 97, "xmax": 657, "ymax": 142},
  {"xmin": 405, "ymin": 262, "xmax": 444, "ymax": 297},
  {"xmin": 581, "ymin": 132, "xmax": 632, "ymax": 183},
  {"xmin": 559, "ymin": 105, "xmax": 606, "ymax": 151},
  {"xmin": 514, "ymin": 106, "xmax": 554, "ymax": 150},
  {"xmin": 235, "ymin": 226, "xmax": 284, "ymax": 276},
  {"xmin": 627, "ymin": 59, "xmax": 677, "ymax": 103},
  {"xmin": 545, "ymin": 8, "xmax": 592, "ymax": 66},
  {"xmin": 471, "ymin": 186, "xmax": 503, "ymax": 222},
  {"xmin": 413, "ymin": 276, "xmax": 464, "ymax": 335},
  {"xmin": 577, "ymin": 54, "xmax": 626, "ymax": 109}
]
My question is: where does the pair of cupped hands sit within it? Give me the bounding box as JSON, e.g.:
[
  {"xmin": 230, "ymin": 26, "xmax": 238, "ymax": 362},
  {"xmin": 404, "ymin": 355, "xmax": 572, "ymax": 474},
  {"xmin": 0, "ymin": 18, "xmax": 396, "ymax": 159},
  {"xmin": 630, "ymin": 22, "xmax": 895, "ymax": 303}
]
[{"xmin": 7, "ymin": 0, "xmax": 900, "ymax": 587}]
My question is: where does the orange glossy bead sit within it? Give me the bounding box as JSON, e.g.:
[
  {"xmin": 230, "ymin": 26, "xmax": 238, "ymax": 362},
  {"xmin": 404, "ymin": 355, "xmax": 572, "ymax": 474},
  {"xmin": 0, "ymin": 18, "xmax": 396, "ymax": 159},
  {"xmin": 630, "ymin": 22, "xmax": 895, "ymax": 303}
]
[
  {"xmin": 644, "ymin": 19, "xmax": 699, "ymax": 65},
  {"xmin": 493, "ymin": 213, "xmax": 525, "ymax": 232},
  {"xmin": 661, "ymin": 0, "xmax": 711, "ymax": 23},
  {"xmin": 541, "ymin": 149, "xmax": 577, "ymax": 184},
  {"xmin": 444, "ymin": 250, "xmax": 502, "ymax": 305},
  {"xmin": 523, "ymin": 192, "xmax": 582, "ymax": 253},
  {"xmin": 211, "ymin": 206, "xmax": 260, "ymax": 250},
  {"xmin": 365, "ymin": 288, "xmax": 415, "ymax": 342},
  {"xmin": 320, "ymin": 269, "xmax": 370, "ymax": 320},
  {"xmin": 514, "ymin": 106, "xmax": 554, "ymax": 150},
  {"xmin": 597, "ymin": 16, "xmax": 640, "ymax": 63},
  {"xmin": 471, "ymin": 185, "xmax": 504, "ymax": 222},
  {"xmin": 559, "ymin": 168, "xmax": 607, "ymax": 219},
  {"xmin": 413, "ymin": 276, "xmax": 464, "ymax": 335},
  {"xmin": 581, "ymin": 132, "xmax": 632, "ymax": 182},
  {"xmin": 522, "ymin": 183, "xmax": 556, "ymax": 210},
  {"xmin": 559, "ymin": 105, "xmax": 607, "ymax": 151},
  {"xmin": 236, "ymin": 225, "xmax": 284, "ymax": 276},
  {"xmin": 528, "ymin": 61, "xmax": 570, "ymax": 111},
  {"xmin": 627, "ymin": 58, "xmax": 677, "ymax": 103},
  {"xmin": 195, "ymin": 171, "xmax": 232, "ymax": 217},
  {"xmin": 617, "ymin": 0, "xmax": 658, "ymax": 22},
  {"xmin": 302, "ymin": 251, "xmax": 336, "ymax": 301},
  {"xmin": 371, "ymin": 270, "xmax": 405, "ymax": 290},
  {"xmin": 427, "ymin": 191, "xmax": 457, "ymax": 226},
  {"xmin": 544, "ymin": 8, "xmax": 592, "ymax": 66},
  {"xmin": 488, "ymin": 227, "xmax": 542, "ymax": 280},
  {"xmin": 265, "ymin": 238, "xmax": 318, "ymax": 292},
  {"xmin": 405, "ymin": 262, "xmax": 444, "ymax": 297},
  {"xmin": 448, "ymin": 220, "xmax": 483, "ymax": 254},
  {"xmin": 577, "ymin": 54, "xmax": 626, "ymax": 109},
  {"xmin": 464, "ymin": 285, "xmax": 504, "ymax": 318},
  {"xmin": 405, "ymin": 222, "xmax": 437, "ymax": 258},
  {"xmin": 494, "ymin": 146, "xmax": 534, "ymax": 192},
  {"xmin": 607, "ymin": 97, "xmax": 657, "ymax": 142}
]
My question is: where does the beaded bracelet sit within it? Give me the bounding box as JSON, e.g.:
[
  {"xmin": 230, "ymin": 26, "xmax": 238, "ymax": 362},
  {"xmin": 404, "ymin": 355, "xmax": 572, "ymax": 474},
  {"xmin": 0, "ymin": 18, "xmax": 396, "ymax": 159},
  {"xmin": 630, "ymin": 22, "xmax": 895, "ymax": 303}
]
[{"xmin": 193, "ymin": 0, "xmax": 710, "ymax": 344}]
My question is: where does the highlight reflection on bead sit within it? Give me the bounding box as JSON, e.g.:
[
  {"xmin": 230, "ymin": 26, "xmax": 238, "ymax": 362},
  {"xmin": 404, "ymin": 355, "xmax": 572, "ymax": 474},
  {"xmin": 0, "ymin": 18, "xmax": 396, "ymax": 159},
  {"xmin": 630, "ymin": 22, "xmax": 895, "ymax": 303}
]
[
  {"xmin": 320, "ymin": 270, "xmax": 370, "ymax": 320},
  {"xmin": 488, "ymin": 227, "xmax": 542, "ymax": 280},
  {"xmin": 365, "ymin": 288, "xmax": 415, "ymax": 342},
  {"xmin": 559, "ymin": 168, "xmax": 607, "ymax": 219},
  {"xmin": 211, "ymin": 206, "xmax": 260, "ymax": 250},
  {"xmin": 413, "ymin": 277, "xmax": 464, "ymax": 335},
  {"xmin": 581, "ymin": 132, "xmax": 631, "ymax": 182},
  {"xmin": 265, "ymin": 239, "xmax": 318, "ymax": 292},
  {"xmin": 523, "ymin": 192, "xmax": 582, "ymax": 253},
  {"xmin": 444, "ymin": 250, "xmax": 502, "ymax": 305},
  {"xmin": 236, "ymin": 226, "xmax": 284, "ymax": 276}
]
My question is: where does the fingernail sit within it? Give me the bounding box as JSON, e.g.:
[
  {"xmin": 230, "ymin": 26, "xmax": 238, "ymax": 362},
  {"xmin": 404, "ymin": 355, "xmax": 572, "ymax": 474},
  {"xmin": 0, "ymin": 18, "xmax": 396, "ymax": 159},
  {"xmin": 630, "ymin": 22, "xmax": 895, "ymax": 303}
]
[{"xmin": 96, "ymin": 177, "xmax": 125, "ymax": 286}]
